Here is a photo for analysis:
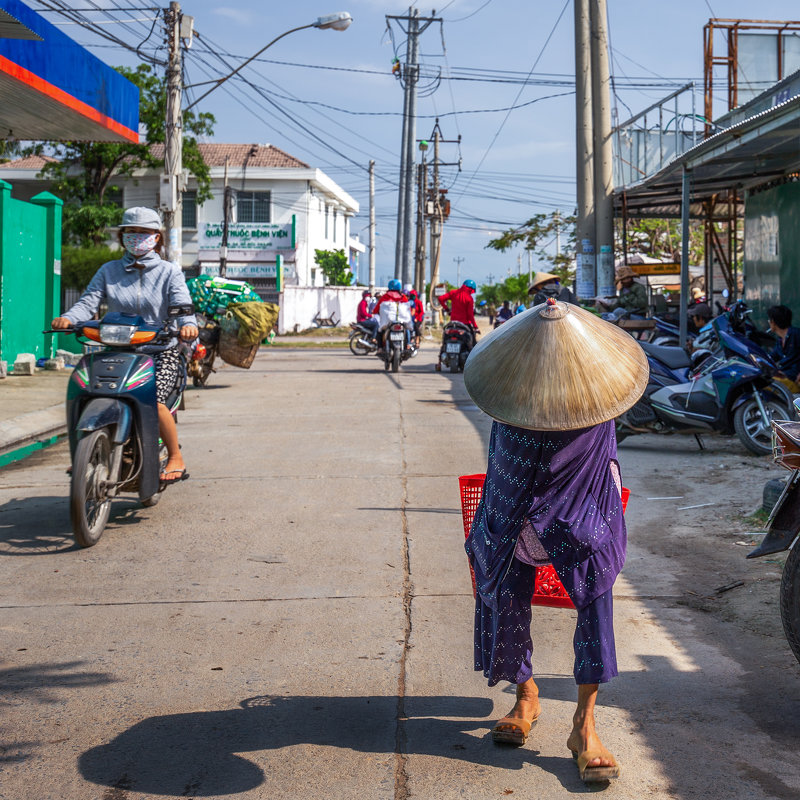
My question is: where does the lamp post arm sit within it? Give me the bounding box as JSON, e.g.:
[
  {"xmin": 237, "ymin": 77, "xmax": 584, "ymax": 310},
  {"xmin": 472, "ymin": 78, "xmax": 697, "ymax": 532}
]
[{"xmin": 184, "ymin": 23, "xmax": 314, "ymax": 111}]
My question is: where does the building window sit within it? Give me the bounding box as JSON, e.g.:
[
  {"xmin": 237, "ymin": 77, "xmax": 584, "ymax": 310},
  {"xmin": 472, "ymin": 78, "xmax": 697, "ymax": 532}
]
[
  {"xmin": 237, "ymin": 191, "xmax": 271, "ymax": 223},
  {"xmin": 182, "ymin": 190, "xmax": 197, "ymax": 229}
]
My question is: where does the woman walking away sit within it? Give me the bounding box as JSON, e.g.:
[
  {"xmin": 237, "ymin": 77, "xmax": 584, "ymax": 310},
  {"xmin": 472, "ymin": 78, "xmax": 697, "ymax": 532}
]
[
  {"xmin": 52, "ymin": 207, "xmax": 198, "ymax": 487},
  {"xmin": 463, "ymin": 298, "xmax": 648, "ymax": 784}
]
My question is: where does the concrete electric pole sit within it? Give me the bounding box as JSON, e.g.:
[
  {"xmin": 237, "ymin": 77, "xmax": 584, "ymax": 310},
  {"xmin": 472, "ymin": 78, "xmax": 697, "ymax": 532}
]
[
  {"xmin": 574, "ymin": 0, "xmax": 595, "ymax": 299},
  {"xmin": 387, "ymin": 8, "xmax": 439, "ymax": 286},
  {"xmin": 369, "ymin": 160, "xmax": 376, "ymax": 291},
  {"xmin": 163, "ymin": 1, "xmax": 184, "ymax": 266},
  {"xmin": 453, "ymin": 256, "xmax": 465, "ymax": 286},
  {"xmin": 591, "ymin": 0, "xmax": 615, "ymax": 297}
]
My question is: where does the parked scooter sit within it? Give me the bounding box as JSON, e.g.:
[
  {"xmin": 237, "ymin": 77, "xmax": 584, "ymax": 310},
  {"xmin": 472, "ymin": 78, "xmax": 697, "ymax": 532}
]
[
  {"xmin": 47, "ymin": 305, "xmax": 192, "ymax": 547},
  {"xmin": 349, "ymin": 321, "xmax": 378, "ymax": 355},
  {"xmin": 616, "ymin": 313, "xmax": 792, "ymax": 455},
  {"xmin": 187, "ymin": 312, "xmax": 219, "ymax": 386},
  {"xmin": 438, "ymin": 320, "xmax": 476, "ymax": 373},
  {"xmin": 747, "ymin": 402, "xmax": 800, "ymax": 665},
  {"xmin": 377, "ymin": 321, "xmax": 415, "ymax": 373}
]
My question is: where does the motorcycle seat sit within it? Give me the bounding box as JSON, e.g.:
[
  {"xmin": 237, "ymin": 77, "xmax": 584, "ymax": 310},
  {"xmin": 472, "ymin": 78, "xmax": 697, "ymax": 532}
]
[{"xmin": 639, "ymin": 341, "xmax": 691, "ymax": 370}]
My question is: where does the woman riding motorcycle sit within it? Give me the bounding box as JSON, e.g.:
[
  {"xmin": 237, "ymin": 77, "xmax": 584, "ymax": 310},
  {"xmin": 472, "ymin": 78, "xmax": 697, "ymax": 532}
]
[{"xmin": 51, "ymin": 207, "xmax": 198, "ymax": 486}]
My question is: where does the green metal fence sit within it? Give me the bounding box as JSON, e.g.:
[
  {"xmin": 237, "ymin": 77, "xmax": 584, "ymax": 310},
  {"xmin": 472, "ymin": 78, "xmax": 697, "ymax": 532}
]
[{"xmin": 0, "ymin": 180, "xmax": 63, "ymax": 364}]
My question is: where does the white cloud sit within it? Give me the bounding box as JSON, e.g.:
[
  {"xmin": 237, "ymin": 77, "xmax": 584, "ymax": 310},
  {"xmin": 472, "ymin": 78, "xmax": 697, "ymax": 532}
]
[{"xmin": 212, "ymin": 7, "xmax": 252, "ymax": 24}]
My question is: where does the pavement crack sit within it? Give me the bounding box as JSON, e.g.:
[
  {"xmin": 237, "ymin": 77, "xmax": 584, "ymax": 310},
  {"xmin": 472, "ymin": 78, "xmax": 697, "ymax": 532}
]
[{"xmin": 394, "ymin": 394, "xmax": 412, "ymax": 800}]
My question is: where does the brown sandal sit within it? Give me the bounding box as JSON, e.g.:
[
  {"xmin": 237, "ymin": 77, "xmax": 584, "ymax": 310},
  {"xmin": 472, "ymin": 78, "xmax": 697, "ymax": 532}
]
[
  {"xmin": 570, "ymin": 747, "xmax": 621, "ymax": 783},
  {"xmin": 491, "ymin": 714, "xmax": 538, "ymax": 745}
]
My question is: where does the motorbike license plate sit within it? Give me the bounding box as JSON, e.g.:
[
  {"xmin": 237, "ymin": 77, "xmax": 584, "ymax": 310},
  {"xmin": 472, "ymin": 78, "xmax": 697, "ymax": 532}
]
[
  {"xmin": 390, "ymin": 333, "xmax": 404, "ymax": 342},
  {"xmin": 446, "ymin": 342, "xmax": 461, "ymax": 353}
]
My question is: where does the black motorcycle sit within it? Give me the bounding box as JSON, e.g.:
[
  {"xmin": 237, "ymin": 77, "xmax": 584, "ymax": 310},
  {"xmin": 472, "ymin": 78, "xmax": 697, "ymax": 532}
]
[
  {"xmin": 748, "ymin": 406, "xmax": 800, "ymax": 664},
  {"xmin": 46, "ymin": 305, "xmax": 192, "ymax": 547},
  {"xmin": 187, "ymin": 312, "xmax": 219, "ymax": 386},
  {"xmin": 377, "ymin": 321, "xmax": 415, "ymax": 373},
  {"xmin": 438, "ymin": 321, "xmax": 476, "ymax": 373},
  {"xmin": 349, "ymin": 321, "xmax": 378, "ymax": 356}
]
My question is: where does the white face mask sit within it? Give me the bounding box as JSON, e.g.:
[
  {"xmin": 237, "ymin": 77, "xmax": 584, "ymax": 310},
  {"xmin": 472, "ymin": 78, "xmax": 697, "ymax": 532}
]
[{"xmin": 122, "ymin": 231, "xmax": 159, "ymax": 257}]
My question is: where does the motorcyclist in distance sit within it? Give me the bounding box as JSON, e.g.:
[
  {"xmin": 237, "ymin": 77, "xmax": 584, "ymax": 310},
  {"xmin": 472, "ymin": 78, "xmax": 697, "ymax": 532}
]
[
  {"xmin": 356, "ymin": 289, "xmax": 379, "ymax": 342},
  {"xmin": 372, "ymin": 279, "xmax": 412, "ymax": 348},
  {"xmin": 408, "ymin": 289, "xmax": 424, "ymax": 348},
  {"xmin": 439, "ymin": 279, "xmax": 480, "ymax": 360}
]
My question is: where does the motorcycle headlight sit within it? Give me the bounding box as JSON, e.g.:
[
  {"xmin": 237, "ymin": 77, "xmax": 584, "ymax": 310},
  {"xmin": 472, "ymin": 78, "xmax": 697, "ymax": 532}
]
[{"xmin": 99, "ymin": 324, "xmax": 134, "ymax": 345}]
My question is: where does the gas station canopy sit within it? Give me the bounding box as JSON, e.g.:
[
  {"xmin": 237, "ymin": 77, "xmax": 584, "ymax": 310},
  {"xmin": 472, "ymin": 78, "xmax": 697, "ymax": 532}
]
[{"xmin": 0, "ymin": 0, "xmax": 139, "ymax": 143}]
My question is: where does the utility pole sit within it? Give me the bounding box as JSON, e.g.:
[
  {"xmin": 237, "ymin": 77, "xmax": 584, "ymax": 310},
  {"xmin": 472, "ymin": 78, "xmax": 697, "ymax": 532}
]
[
  {"xmin": 526, "ymin": 249, "xmax": 532, "ymax": 286},
  {"xmin": 162, "ymin": 1, "xmax": 183, "ymax": 266},
  {"xmin": 369, "ymin": 159, "xmax": 376, "ymax": 291},
  {"xmin": 414, "ymin": 152, "xmax": 427, "ymax": 295},
  {"xmin": 219, "ymin": 155, "xmax": 230, "ymax": 278},
  {"xmin": 517, "ymin": 253, "xmax": 522, "ymax": 276},
  {"xmin": 486, "ymin": 273, "xmax": 495, "ymax": 285},
  {"xmin": 453, "ymin": 256, "xmax": 465, "ymax": 285},
  {"xmin": 591, "ymin": 0, "xmax": 615, "ymax": 297},
  {"xmin": 574, "ymin": 0, "xmax": 595, "ymax": 299},
  {"xmin": 387, "ymin": 8, "xmax": 439, "ymax": 285},
  {"xmin": 429, "ymin": 126, "xmax": 442, "ymax": 326}
]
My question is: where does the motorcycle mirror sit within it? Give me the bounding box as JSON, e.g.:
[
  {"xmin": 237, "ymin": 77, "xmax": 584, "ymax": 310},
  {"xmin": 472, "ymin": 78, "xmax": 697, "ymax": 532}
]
[{"xmin": 168, "ymin": 304, "xmax": 194, "ymax": 317}]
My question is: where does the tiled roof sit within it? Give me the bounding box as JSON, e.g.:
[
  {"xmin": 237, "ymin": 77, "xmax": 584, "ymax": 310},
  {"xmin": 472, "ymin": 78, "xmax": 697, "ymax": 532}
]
[
  {"xmin": 0, "ymin": 154, "xmax": 58, "ymax": 169},
  {"xmin": 149, "ymin": 142, "xmax": 309, "ymax": 168}
]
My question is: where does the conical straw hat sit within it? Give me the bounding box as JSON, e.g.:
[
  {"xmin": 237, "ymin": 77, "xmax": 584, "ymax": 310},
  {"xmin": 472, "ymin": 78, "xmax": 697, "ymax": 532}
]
[
  {"xmin": 464, "ymin": 299, "xmax": 649, "ymax": 431},
  {"xmin": 528, "ymin": 271, "xmax": 559, "ymax": 291}
]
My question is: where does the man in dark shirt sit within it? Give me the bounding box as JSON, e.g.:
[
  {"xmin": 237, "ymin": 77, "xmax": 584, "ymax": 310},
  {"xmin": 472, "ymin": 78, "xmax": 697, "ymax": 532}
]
[{"xmin": 768, "ymin": 304, "xmax": 800, "ymax": 386}]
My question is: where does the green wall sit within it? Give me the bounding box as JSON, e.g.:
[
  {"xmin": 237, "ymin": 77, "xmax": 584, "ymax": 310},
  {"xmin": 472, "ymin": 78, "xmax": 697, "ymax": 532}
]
[
  {"xmin": 744, "ymin": 180, "xmax": 800, "ymax": 327},
  {"xmin": 0, "ymin": 180, "xmax": 62, "ymax": 364}
]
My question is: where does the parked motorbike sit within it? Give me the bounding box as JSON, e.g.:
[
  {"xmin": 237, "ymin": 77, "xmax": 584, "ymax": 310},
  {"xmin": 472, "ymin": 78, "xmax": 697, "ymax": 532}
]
[
  {"xmin": 187, "ymin": 312, "xmax": 219, "ymax": 386},
  {"xmin": 349, "ymin": 321, "xmax": 378, "ymax": 356},
  {"xmin": 377, "ymin": 321, "xmax": 415, "ymax": 373},
  {"xmin": 47, "ymin": 305, "xmax": 192, "ymax": 547},
  {"xmin": 616, "ymin": 313, "xmax": 792, "ymax": 455},
  {"xmin": 438, "ymin": 320, "xmax": 476, "ymax": 373},
  {"xmin": 747, "ymin": 402, "xmax": 800, "ymax": 665}
]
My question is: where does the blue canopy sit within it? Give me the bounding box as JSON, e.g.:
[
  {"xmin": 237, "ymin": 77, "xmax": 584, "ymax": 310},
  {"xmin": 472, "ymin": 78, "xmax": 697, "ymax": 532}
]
[{"xmin": 0, "ymin": 0, "xmax": 139, "ymax": 142}]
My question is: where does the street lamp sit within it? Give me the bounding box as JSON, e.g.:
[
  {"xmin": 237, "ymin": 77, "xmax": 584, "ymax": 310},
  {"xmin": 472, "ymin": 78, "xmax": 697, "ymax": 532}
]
[{"xmin": 184, "ymin": 12, "xmax": 353, "ymax": 111}]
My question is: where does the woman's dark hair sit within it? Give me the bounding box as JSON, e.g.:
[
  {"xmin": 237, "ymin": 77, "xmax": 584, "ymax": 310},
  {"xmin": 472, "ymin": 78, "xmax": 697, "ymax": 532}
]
[
  {"xmin": 117, "ymin": 228, "xmax": 165, "ymax": 257},
  {"xmin": 768, "ymin": 304, "xmax": 792, "ymax": 329}
]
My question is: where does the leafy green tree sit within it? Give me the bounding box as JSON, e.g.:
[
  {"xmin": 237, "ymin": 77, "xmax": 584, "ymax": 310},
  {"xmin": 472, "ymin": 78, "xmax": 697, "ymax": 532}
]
[
  {"xmin": 27, "ymin": 64, "xmax": 215, "ymax": 246},
  {"xmin": 314, "ymin": 249, "xmax": 352, "ymax": 286},
  {"xmin": 62, "ymin": 245, "xmax": 124, "ymax": 290},
  {"xmin": 616, "ymin": 217, "xmax": 704, "ymax": 265}
]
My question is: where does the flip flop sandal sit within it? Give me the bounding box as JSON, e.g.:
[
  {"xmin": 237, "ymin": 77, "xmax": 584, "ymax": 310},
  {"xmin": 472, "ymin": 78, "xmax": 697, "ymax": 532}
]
[
  {"xmin": 571, "ymin": 749, "xmax": 621, "ymax": 783},
  {"xmin": 491, "ymin": 715, "xmax": 538, "ymax": 746},
  {"xmin": 159, "ymin": 469, "xmax": 190, "ymax": 490}
]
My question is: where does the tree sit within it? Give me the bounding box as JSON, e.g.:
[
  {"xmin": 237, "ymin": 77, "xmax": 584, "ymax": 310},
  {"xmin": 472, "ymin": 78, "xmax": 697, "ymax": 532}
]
[
  {"xmin": 314, "ymin": 249, "xmax": 352, "ymax": 286},
  {"xmin": 616, "ymin": 217, "xmax": 704, "ymax": 265},
  {"xmin": 27, "ymin": 64, "xmax": 214, "ymax": 246},
  {"xmin": 486, "ymin": 210, "xmax": 577, "ymax": 286}
]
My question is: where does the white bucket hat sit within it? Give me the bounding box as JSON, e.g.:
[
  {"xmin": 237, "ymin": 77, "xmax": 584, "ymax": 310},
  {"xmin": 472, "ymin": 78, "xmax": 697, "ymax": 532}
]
[{"xmin": 120, "ymin": 206, "xmax": 162, "ymax": 230}]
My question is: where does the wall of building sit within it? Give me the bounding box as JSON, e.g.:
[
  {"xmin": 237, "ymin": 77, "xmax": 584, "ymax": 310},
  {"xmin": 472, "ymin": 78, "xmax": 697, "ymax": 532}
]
[
  {"xmin": 744, "ymin": 180, "xmax": 800, "ymax": 325},
  {"xmin": 278, "ymin": 285, "xmax": 362, "ymax": 334}
]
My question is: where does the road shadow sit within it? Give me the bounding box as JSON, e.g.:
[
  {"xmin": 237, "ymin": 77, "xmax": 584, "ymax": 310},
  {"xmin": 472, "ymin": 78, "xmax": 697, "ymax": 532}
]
[{"xmin": 0, "ymin": 495, "xmax": 144, "ymax": 555}]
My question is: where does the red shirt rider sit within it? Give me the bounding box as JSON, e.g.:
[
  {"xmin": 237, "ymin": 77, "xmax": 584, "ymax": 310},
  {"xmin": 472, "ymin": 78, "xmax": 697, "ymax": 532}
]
[
  {"xmin": 440, "ymin": 281, "xmax": 478, "ymax": 329},
  {"xmin": 357, "ymin": 292, "xmax": 372, "ymax": 322}
]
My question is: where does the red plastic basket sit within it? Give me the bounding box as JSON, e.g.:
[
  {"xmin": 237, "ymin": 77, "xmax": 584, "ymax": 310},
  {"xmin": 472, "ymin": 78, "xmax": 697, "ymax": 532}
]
[{"xmin": 459, "ymin": 474, "xmax": 629, "ymax": 609}]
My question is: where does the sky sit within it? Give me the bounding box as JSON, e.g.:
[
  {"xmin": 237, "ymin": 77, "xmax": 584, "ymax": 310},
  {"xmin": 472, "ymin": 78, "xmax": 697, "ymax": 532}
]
[{"xmin": 31, "ymin": 0, "xmax": 800, "ymax": 287}]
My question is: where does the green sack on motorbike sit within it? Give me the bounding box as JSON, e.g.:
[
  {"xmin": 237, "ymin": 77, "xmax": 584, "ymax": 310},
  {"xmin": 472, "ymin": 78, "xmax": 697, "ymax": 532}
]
[{"xmin": 227, "ymin": 301, "xmax": 280, "ymax": 346}]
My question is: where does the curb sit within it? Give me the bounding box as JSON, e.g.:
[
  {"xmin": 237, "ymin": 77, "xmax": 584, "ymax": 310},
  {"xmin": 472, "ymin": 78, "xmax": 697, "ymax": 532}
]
[{"xmin": 0, "ymin": 404, "xmax": 67, "ymax": 460}]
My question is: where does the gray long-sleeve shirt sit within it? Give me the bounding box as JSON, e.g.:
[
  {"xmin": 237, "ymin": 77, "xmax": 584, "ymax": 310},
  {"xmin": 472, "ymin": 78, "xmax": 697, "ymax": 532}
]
[{"xmin": 63, "ymin": 250, "xmax": 197, "ymax": 334}]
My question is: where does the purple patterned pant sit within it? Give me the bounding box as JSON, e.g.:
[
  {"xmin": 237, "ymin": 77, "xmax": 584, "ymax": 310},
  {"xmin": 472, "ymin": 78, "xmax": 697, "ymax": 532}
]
[{"xmin": 474, "ymin": 557, "xmax": 617, "ymax": 686}]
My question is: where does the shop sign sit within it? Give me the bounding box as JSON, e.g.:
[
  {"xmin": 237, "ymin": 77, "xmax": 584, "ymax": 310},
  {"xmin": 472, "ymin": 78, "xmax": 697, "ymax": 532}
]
[{"xmin": 198, "ymin": 220, "xmax": 294, "ymax": 251}]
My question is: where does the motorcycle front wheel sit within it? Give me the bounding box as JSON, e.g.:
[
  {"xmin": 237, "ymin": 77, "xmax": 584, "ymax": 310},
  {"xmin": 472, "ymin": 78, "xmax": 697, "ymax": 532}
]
[
  {"xmin": 349, "ymin": 332, "xmax": 372, "ymax": 356},
  {"xmin": 70, "ymin": 429, "xmax": 118, "ymax": 547},
  {"xmin": 780, "ymin": 543, "xmax": 800, "ymax": 666},
  {"xmin": 734, "ymin": 397, "xmax": 788, "ymax": 456}
]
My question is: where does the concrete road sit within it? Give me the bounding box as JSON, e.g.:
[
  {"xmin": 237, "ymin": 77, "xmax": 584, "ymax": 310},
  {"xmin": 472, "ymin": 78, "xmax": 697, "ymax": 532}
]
[{"xmin": 1, "ymin": 345, "xmax": 800, "ymax": 799}]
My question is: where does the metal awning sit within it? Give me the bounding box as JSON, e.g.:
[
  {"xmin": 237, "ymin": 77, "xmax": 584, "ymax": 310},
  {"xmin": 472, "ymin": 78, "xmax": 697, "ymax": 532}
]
[
  {"xmin": 0, "ymin": 0, "xmax": 138, "ymax": 143},
  {"xmin": 615, "ymin": 92, "xmax": 800, "ymax": 218}
]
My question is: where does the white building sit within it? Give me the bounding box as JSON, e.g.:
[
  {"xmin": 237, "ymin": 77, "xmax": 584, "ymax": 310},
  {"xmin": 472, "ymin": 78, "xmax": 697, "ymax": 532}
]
[{"xmin": 0, "ymin": 143, "xmax": 364, "ymax": 303}]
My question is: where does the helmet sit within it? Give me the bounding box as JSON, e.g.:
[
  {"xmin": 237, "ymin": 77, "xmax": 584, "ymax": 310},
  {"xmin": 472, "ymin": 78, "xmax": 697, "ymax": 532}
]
[
  {"xmin": 388, "ymin": 279, "xmax": 402, "ymax": 292},
  {"xmin": 463, "ymin": 279, "xmax": 477, "ymax": 291}
]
